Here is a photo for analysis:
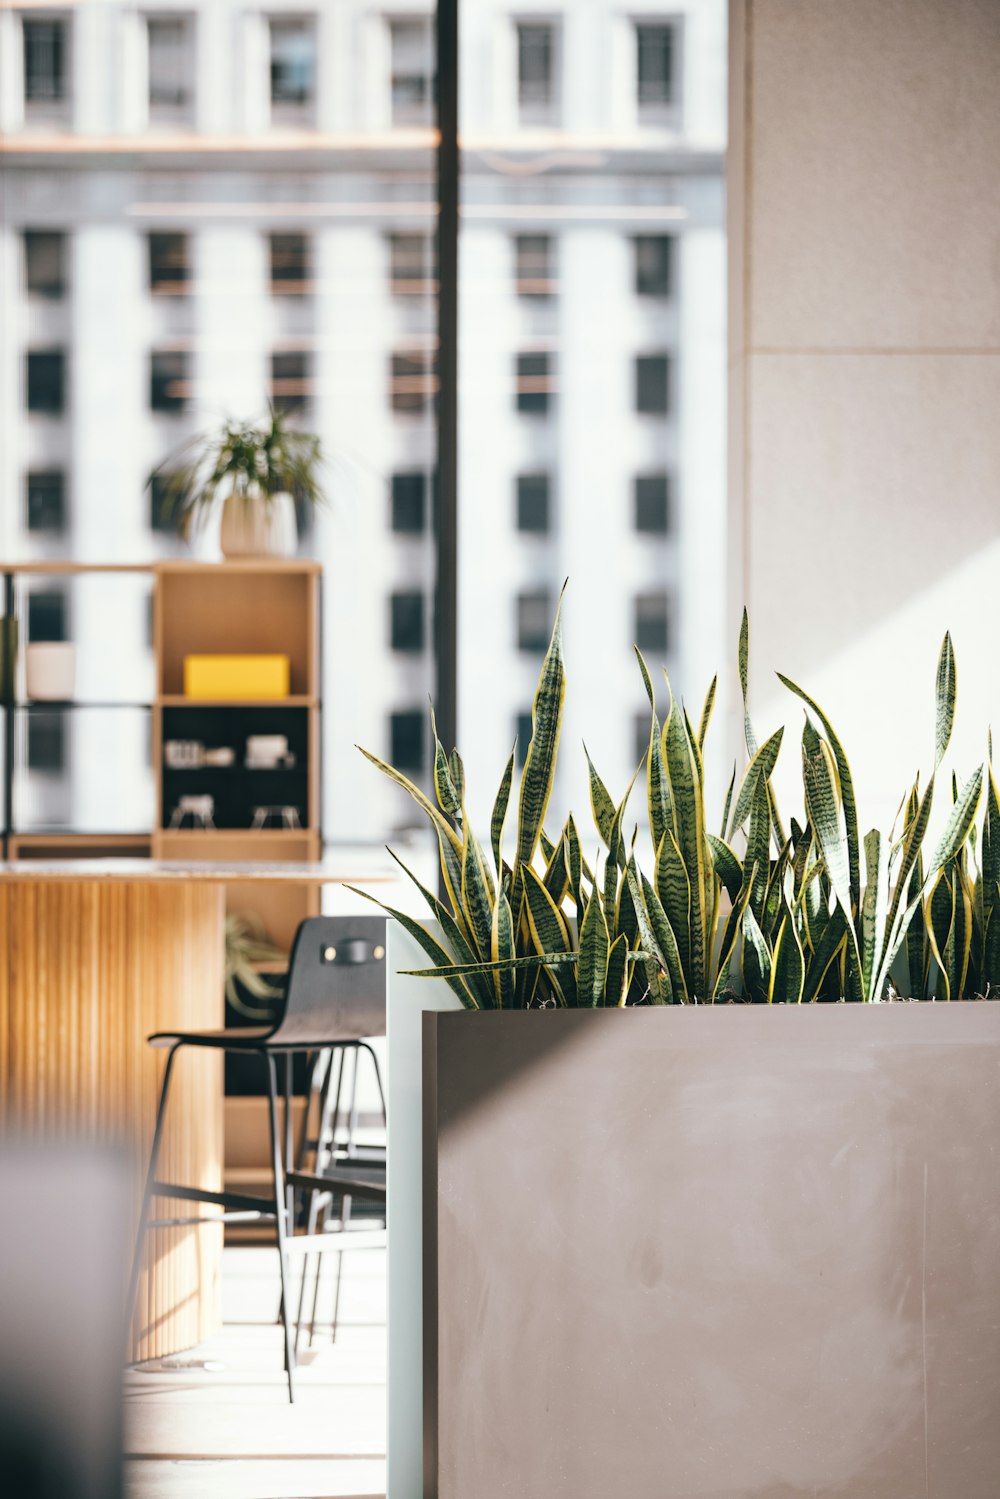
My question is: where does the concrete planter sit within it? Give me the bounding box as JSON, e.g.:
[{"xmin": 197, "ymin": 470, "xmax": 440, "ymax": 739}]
[{"xmin": 421, "ymin": 1003, "xmax": 1000, "ymax": 1499}]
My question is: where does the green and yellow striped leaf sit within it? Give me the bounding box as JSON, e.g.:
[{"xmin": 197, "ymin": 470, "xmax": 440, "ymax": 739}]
[
  {"xmin": 358, "ymin": 744, "xmax": 462, "ymax": 856},
  {"xmin": 935, "ymin": 631, "xmax": 957, "ymax": 770},
  {"xmin": 778, "ymin": 674, "xmax": 860, "ymax": 910},
  {"xmin": 384, "ymin": 849, "xmax": 494, "ymax": 1010},
  {"xmin": 514, "ymin": 581, "xmax": 567, "ymax": 875},
  {"xmin": 769, "ymin": 915, "xmax": 805, "ymax": 1005},
  {"xmin": 491, "ymin": 742, "xmax": 516, "ymax": 879},
  {"xmin": 728, "ymin": 727, "xmax": 785, "ymax": 838},
  {"xmin": 578, "ymin": 891, "xmax": 611, "ymax": 1008},
  {"xmin": 698, "ymin": 675, "xmax": 717, "ymax": 752},
  {"xmin": 491, "ymin": 887, "xmax": 516, "ymax": 1009},
  {"xmin": 606, "ymin": 932, "xmax": 630, "ymax": 1008},
  {"xmin": 344, "ymin": 885, "xmax": 483, "ymax": 1009},
  {"xmin": 707, "ymin": 833, "xmax": 742, "ymax": 901}
]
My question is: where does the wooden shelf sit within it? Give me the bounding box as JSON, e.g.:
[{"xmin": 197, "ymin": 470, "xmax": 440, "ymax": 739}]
[{"xmin": 159, "ymin": 695, "xmax": 315, "ymax": 708}]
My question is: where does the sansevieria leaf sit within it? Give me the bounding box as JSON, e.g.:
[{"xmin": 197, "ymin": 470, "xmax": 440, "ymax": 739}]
[
  {"xmin": 935, "ymin": 632, "xmax": 957, "ymax": 770},
  {"xmin": 514, "ymin": 580, "xmax": 567, "ymax": 875},
  {"xmin": 728, "ymin": 727, "xmax": 784, "ymax": 838},
  {"xmin": 768, "ymin": 916, "xmax": 805, "ymax": 1005},
  {"xmin": 577, "ymin": 892, "xmax": 610, "ymax": 1008},
  {"xmin": 357, "ymin": 745, "xmax": 462, "ymax": 855},
  {"xmin": 345, "ymin": 885, "xmax": 483, "ymax": 1009},
  {"xmin": 778, "ymin": 674, "xmax": 861, "ymax": 909},
  {"xmin": 491, "ymin": 888, "xmax": 516, "ymax": 1010},
  {"xmin": 491, "ymin": 742, "xmax": 516, "ymax": 880}
]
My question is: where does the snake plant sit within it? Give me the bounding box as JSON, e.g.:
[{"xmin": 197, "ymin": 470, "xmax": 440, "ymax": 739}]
[{"xmin": 354, "ymin": 590, "xmax": 987, "ymax": 1006}]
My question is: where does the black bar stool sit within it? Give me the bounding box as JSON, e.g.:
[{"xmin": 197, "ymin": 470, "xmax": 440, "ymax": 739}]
[{"xmin": 126, "ymin": 914, "xmax": 386, "ymax": 1402}]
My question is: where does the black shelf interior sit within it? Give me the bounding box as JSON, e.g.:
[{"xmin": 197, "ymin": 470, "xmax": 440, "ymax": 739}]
[{"xmin": 162, "ymin": 704, "xmax": 309, "ymax": 831}]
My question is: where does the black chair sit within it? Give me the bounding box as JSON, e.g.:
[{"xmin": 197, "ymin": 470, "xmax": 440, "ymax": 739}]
[{"xmin": 126, "ymin": 914, "xmax": 386, "ymax": 1402}]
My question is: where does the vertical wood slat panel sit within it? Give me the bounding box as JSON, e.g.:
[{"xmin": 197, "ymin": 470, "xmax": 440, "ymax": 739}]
[{"xmin": 0, "ymin": 879, "xmax": 224, "ymax": 1361}]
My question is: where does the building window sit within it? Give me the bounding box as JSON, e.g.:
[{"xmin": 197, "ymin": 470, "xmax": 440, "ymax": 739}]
[
  {"xmin": 516, "ymin": 352, "xmax": 552, "ymax": 415},
  {"xmin": 27, "ymin": 713, "xmax": 67, "ymax": 774},
  {"xmin": 391, "ymin": 472, "xmax": 428, "ymax": 533},
  {"xmin": 391, "ymin": 591, "xmax": 426, "ymax": 653},
  {"xmin": 636, "ymin": 22, "xmax": 676, "ymax": 119},
  {"xmin": 26, "ymin": 351, "xmax": 65, "ymax": 414},
  {"xmin": 390, "ymin": 710, "xmax": 426, "ymax": 774},
  {"xmin": 633, "ymin": 236, "xmax": 673, "ymax": 298},
  {"xmin": 150, "ymin": 350, "xmax": 188, "ymax": 412},
  {"xmin": 391, "ymin": 351, "xmax": 437, "ymax": 415},
  {"xmin": 24, "ymin": 231, "xmax": 66, "ymax": 297},
  {"xmin": 148, "ymin": 233, "xmax": 189, "ymax": 294},
  {"xmin": 514, "ymin": 235, "xmax": 554, "ymax": 298},
  {"xmin": 634, "ymin": 593, "xmax": 670, "ymax": 654},
  {"xmin": 634, "ymin": 474, "xmax": 670, "ymax": 534},
  {"xmin": 389, "ymin": 18, "xmax": 434, "ymax": 126},
  {"xmin": 149, "ymin": 472, "xmax": 179, "ymax": 533},
  {"xmin": 23, "ymin": 18, "xmax": 67, "ymax": 103},
  {"xmin": 517, "ymin": 22, "xmax": 556, "ymax": 119},
  {"xmin": 27, "ymin": 590, "xmax": 68, "ymax": 643},
  {"xmin": 25, "ymin": 471, "xmax": 66, "ymax": 533},
  {"xmin": 147, "ymin": 16, "xmax": 193, "ymax": 112},
  {"xmin": 271, "ymin": 351, "xmax": 310, "ymax": 414},
  {"xmin": 270, "ymin": 233, "xmax": 310, "ymax": 294},
  {"xmin": 517, "ymin": 590, "xmax": 552, "ymax": 653},
  {"xmin": 635, "ymin": 354, "xmax": 670, "ymax": 415},
  {"xmin": 389, "ymin": 233, "xmax": 434, "ymax": 293},
  {"xmin": 270, "ymin": 18, "xmax": 315, "ymax": 109},
  {"xmin": 515, "ymin": 711, "xmax": 533, "ymax": 768},
  {"xmin": 516, "ymin": 474, "xmax": 550, "ymax": 534}
]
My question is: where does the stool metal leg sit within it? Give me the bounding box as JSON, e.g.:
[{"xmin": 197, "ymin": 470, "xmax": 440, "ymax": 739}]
[
  {"xmin": 125, "ymin": 1042, "xmax": 182, "ymax": 1350},
  {"xmin": 264, "ymin": 1050, "xmax": 296, "ymax": 1403}
]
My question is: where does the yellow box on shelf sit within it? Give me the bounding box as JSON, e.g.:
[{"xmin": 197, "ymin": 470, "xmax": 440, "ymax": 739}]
[{"xmin": 183, "ymin": 654, "xmax": 290, "ymax": 701}]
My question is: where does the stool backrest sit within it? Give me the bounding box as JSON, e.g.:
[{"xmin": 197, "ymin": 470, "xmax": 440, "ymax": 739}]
[{"xmin": 267, "ymin": 915, "xmax": 387, "ymax": 1045}]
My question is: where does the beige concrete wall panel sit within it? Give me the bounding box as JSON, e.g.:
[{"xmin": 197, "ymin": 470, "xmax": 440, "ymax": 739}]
[
  {"xmin": 745, "ymin": 351, "xmax": 1000, "ymax": 826},
  {"xmin": 749, "ymin": 0, "xmax": 1000, "ymax": 350}
]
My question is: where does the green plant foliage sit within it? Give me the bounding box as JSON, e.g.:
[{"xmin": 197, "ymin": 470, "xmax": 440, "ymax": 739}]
[
  {"xmin": 353, "ymin": 591, "xmax": 988, "ymax": 1008},
  {"xmin": 147, "ymin": 406, "xmax": 326, "ymax": 538}
]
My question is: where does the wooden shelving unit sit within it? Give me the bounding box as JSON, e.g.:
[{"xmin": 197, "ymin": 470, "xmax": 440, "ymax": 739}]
[{"xmin": 1, "ymin": 559, "xmax": 323, "ymax": 1194}]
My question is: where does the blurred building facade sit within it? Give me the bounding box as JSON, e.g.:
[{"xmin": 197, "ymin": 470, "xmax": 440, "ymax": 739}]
[{"xmin": 0, "ymin": 0, "xmax": 725, "ymax": 845}]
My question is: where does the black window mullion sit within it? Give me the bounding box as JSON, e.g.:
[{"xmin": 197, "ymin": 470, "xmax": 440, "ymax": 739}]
[{"xmin": 434, "ymin": 0, "xmax": 459, "ymax": 765}]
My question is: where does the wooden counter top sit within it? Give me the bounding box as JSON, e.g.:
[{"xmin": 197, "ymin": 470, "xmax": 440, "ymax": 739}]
[{"xmin": 0, "ymin": 858, "xmax": 390, "ymax": 885}]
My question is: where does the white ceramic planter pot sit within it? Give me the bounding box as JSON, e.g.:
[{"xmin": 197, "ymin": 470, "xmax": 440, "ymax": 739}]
[
  {"xmin": 25, "ymin": 642, "xmax": 76, "ymax": 701},
  {"xmin": 219, "ymin": 490, "xmax": 297, "ymax": 559}
]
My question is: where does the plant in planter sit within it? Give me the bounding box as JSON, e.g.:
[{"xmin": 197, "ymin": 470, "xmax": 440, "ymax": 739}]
[
  {"xmin": 148, "ymin": 407, "xmax": 325, "ymax": 558},
  {"xmin": 224, "ymin": 912, "xmax": 287, "ymax": 1020},
  {"xmin": 356, "ymin": 586, "xmax": 988, "ymax": 1006}
]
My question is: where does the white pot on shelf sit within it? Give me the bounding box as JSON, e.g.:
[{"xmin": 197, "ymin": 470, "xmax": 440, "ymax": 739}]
[
  {"xmin": 219, "ymin": 490, "xmax": 298, "ymax": 559},
  {"xmin": 25, "ymin": 642, "xmax": 76, "ymax": 701}
]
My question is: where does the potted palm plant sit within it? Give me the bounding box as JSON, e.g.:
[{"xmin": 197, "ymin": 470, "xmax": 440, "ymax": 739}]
[
  {"xmin": 356, "ymin": 591, "xmax": 1000, "ymax": 1499},
  {"xmin": 148, "ymin": 407, "xmax": 325, "ymax": 558}
]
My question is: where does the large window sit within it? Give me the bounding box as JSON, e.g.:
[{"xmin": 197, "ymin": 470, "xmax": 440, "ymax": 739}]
[{"xmin": 0, "ymin": 1, "xmax": 725, "ymax": 857}]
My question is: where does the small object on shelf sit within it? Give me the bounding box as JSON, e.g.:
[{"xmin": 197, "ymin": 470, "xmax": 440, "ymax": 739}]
[
  {"xmin": 165, "ymin": 739, "xmax": 206, "ymax": 769},
  {"xmin": 168, "ymin": 794, "xmax": 216, "ymax": 829},
  {"xmin": 245, "ymin": 734, "xmax": 295, "ymax": 770},
  {"xmin": 203, "ymin": 746, "xmax": 236, "ymax": 768},
  {"xmin": 183, "ymin": 654, "xmax": 290, "ymax": 701},
  {"xmin": 25, "ymin": 642, "xmax": 76, "ymax": 702},
  {"xmin": 249, "ymin": 804, "xmax": 302, "ymax": 830}
]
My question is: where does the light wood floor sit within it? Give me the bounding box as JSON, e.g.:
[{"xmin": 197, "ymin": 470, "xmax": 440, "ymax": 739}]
[{"xmin": 124, "ymin": 1245, "xmax": 387, "ymax": 1499}]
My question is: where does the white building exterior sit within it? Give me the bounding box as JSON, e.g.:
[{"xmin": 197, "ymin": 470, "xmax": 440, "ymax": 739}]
[{"xmin": 0, "ymin": 0, "xmax": 725, "ymax": 848}]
